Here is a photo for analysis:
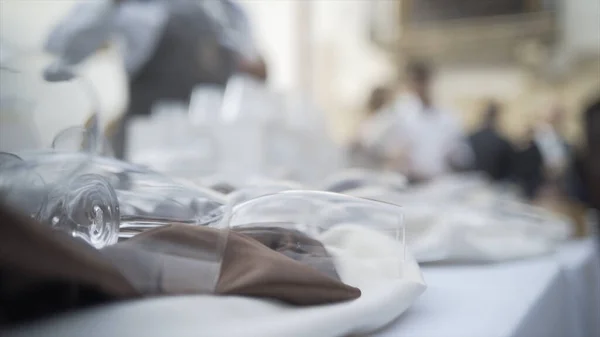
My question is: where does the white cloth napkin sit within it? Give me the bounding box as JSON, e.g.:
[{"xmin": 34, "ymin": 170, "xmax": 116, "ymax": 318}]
[{"xmin": 345, "ymin": 174, "xmax": 572, "ymax": 262}]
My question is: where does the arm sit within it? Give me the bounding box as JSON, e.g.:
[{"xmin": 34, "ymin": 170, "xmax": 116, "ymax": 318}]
[
  {"xmin": 45, "ymin": 0, "xmax": 120, "ymax": 66},
  {"xmin": 218, "ymin": 0, "xmax": 267, "ymax": 81},
  {"xmin": 238, "ymin": 56, "xmax": 268, "ymax": 81}
]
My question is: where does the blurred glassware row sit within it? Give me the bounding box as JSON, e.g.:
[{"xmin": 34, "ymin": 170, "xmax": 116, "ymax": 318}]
[
  {"xmin": 326, "ymin": 171, "xmax": 572, "ymax": 262},
  {"xmin": 126, "ymin": 75, "xmax": 345, "ymax": 187}
]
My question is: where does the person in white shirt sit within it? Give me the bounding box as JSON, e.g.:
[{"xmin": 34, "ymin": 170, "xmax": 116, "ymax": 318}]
[
  {"xmin": 530, "ymin": 103, "xmax": 575, "ymax": 202},
  {"xmin": 359, "ymin": 61, "xmax": 472, "ymax": 182},
  {"xmin": 349, "ymin": 86, "xmax": 393, "ymax": 169},
  {"xmin": 534, "ymin": 104, "xmax": 570, "ymax": 179}
]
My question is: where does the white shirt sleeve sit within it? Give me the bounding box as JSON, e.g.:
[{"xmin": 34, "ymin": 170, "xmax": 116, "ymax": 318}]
[
  {"xmin": 358, "ymin": 105, "xmax": 409, "ymax": 158},
  {"xmin": 534, "ymin": 125, "xmax": 568, "ymax": 171},
  {"xmin": 444, "ymin": 113, "xmax": 474, "ymax": 169},
  {"xmin": 45, "ymin": 0, "xmax": 117, "ymax": 65},
  {"xmin": 45, "ymin": 0, "xmax": 171, "ymax": 76},
  {"xmin": 113, "ymin": 1, "xmax": 169, "ymax": 76}
]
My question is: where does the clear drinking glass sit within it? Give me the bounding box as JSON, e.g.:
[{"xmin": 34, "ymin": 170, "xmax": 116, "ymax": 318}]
[
  {"xmin": 218, "ymin": 190, "xmax": 406, "ymax": 286},
  {"xmin": 126, "ymin": 101, "xmax": 221, "ymax": 180},
  {"xmin": 0, "ymin": 151, "xmax": 226, "ymax": 245},
  {"xmin": 0, "ymin": 155, "xmax": 120, "ymax": 248}
]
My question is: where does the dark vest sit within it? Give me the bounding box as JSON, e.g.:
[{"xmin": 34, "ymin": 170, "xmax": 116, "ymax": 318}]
[{"xmin": 127, "ymin": 1, "xmax": 236, "ymax": 117}]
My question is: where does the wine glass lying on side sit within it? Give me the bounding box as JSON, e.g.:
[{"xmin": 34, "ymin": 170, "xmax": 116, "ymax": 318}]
[{"xmin": 0, "ymin": 151, "xmax": 226, "ymax": 248}]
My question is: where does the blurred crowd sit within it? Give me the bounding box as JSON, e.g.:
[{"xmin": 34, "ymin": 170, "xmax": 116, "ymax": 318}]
[
  {"xmin": 352, "ymin": 62, "xmax": 599, "ymax": 232},
  {"xmin": 0, "ymin": 1, "xmax": 599, "ymax": 334},
  {"xmin": 3, "ymin": 0, "xmax": 599, "ymax": 235}
]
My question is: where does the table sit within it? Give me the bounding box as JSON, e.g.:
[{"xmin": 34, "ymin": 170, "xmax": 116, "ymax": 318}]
[
  {"xmin": 556, "ymin": 238, "xmax": 600, "ymax": 337},
  {"xmin": 5, "ymin": 240, "xmax": 598, "ymax": 337},
  {"xmin": 370, "ymin": 239, "xmax": 599, "ymax": 337}
]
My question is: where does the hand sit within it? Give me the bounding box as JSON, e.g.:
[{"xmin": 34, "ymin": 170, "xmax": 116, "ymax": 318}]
[{"xmin": 238, "ymin": 57, "xmax": 267, "ymax": 81}]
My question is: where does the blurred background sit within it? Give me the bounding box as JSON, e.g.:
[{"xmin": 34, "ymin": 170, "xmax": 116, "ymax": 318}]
[
  {"xmin": 0, "ymin": 1, "xmax": 599, "ymax": 335},
  {"xmin": 1, "ymin": 0, "xmax": 598, "ymax": 144}
]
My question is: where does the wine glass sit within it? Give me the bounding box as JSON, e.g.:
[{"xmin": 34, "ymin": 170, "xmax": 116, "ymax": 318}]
[
  {"xmin": 38, "ymin": 173, "xmax": 120, "ymax": 248},
  {"xmin": 0, "ymin": 154, "xmax": 119, "ymax": 248},
  {"xmin": 117, "ymin": 183, "xmax": 225, "ymax": 240},
  {"xmin": 1, "ymin": 151, "xmax": 226, "ymax": 245},
  {"xmin": 220, "ymin": 190, "xmax": 406, "ymax": 286}
]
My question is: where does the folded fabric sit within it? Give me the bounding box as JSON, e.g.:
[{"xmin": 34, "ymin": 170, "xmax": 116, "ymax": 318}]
[
  {"xmin": 345, "ymin": 175, "xmax": 572, "ymax": 262},
  {"xmin": 407, "ymin": 208, "xmax": 563, "ymax": 262},
  {"xmin": 232, "ymin": 225, "xmax": 341, "ymax": 280},
  {"xmin": 3, "ymin": 224, "xmax": 425, "ymax": 337},
  {"xmin": 113, "ymin": 224, "xmax": 360, "ymax": 305},
  {"xmin": 0, "ymin": 205, "xmax": 138, "ymax": 325},
  {"xmin": 100, "ymin": 224, "xmax": 225, "ymax": 295},
  {"xmin": 318, "ymin": 224, "xmax": 424, "ymax": 287},
  {"xmin": 0, "ymin": 206, "xmax": 360, "ymax": 327}
]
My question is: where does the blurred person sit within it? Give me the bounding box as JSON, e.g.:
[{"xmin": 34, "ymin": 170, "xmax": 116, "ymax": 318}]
[
  {"xmin": 530, "ymin": 103, "xmax": 579, "ymax": 210},
  {"xmin": 366, "ymin": 86, "xmax": 392, "ymax": 115},
  {"xmin": 45, "ymin": 0, "xmax": 266, "ymax": 158},
  {"xmin": 532, "ymin": 100, "xmax": 599, "ymax": 237},
  {"xmin": 468, "ymin": 101, "xmax": 514, "ymax": 181},
  {"xmin": 582, "ymin": 98, "xmax": 600, "ymax": 207},
  {"xmin": 349, "ymin": 85, "xmax": 393, "ymax": 169},
  {"xmin": 571, "ymin": 98, "xmax": 600, "ymax": 237},
  {"xmin": 373, "ymin": 61, "xmax": 473, "ymax": 182},
  {"xmin": 511, "ymin": 127, "xmax": 544, "ymax": 200},
  {"xmin": 534, "ymin": 103, "xmax": 571, "ymax": 184},
  {"xmin": 356, "ymin": 85, "xmax": 393, "ymax": 142}
]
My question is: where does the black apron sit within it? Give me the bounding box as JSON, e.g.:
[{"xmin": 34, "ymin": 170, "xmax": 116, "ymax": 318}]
[{"xmin": 113, "ymin": 1, "xmax": 236, "ymax": 158}]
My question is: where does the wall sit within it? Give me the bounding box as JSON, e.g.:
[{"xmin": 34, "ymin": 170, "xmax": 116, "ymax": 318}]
[
  {"xmin": 561, "ymin": 0, "xmax": 600, "ymax": 57},
  {"xmin": 239, "ymin": 0, "xmax": 398, "ymax": 142},
  {"xmin": 430, "ymin": 0, "xmax": 600, "ymax": 144},
  {"xmin": 238, "ymin": 0, "xmax": 298, "ymax": 93},
  {"xmin": 310, "ymin": 0, "xmax": 397, "ymax": 142}
]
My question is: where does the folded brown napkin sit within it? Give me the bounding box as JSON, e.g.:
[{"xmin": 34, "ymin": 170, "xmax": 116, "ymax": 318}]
[
  {"xmin": 122, "ymin": 224, "xmax": 361, "ymax": 305},
  {"xmin": 0, "ymin": 205, "xmax": 138, "ymax": 325},
  {"xmin": 101, "ymin": 223, "xmax": 228, "ymax": 295},
  {"xmin": 232, "ymin": 225, "xmax": 341, "ymax": 280},
  {"xmin": 1, "ymin": 205, "xmax": 359, "ymax": 325}
]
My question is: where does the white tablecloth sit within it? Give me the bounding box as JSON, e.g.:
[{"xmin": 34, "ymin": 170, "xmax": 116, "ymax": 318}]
[
  {"xmin": 370, "ymin": 238, "xmax": 599, "ymax": 337},
  {"xmin": 4, "ymin": 240, "xmax": 598, "ymax": 337},
  {"xmin": 556, "ymin": 238, "xmax": 600, "ymax": 337}
]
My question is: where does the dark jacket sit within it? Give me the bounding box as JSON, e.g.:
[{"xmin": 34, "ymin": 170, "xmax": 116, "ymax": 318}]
[
  {"xmin": 112, "ymin": 1, "xmax": 237, "ymax": 158},
  {"xmin": 468, "ymin": 126, "xmax": 514, "ymax": 181},
  {"xmin": 510, "ymin": 141, "xmax": 544, "ymax": 200}
]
